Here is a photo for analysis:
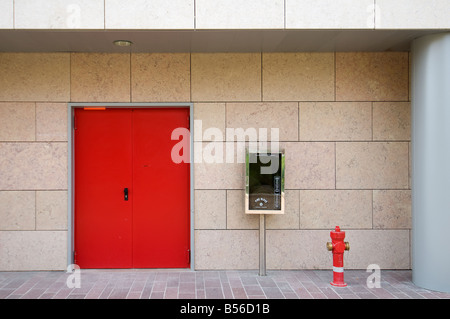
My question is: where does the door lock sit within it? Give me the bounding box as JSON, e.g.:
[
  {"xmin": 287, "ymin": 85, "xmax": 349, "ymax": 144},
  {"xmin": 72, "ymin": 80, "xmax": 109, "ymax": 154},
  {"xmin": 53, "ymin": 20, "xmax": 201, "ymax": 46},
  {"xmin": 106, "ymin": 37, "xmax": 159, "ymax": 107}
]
[{"xmin": 124, "ymin": 188, "xmax": 129, "ymax": 201}]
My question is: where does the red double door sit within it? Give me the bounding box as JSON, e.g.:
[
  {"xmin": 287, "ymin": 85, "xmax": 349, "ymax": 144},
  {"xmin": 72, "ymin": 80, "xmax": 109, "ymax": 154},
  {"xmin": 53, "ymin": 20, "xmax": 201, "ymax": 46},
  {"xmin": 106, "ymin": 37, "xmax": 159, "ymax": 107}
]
[{"xmin": 74, "ymin": 108, "xmax": 190, "ymax": 268}]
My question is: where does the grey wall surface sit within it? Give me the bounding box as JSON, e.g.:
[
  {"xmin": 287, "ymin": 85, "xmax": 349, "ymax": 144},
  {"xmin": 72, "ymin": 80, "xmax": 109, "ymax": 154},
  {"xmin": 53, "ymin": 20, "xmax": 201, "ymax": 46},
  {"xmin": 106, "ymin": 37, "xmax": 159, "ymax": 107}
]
[{"xmin": 411, "ymin": 32, "xmax": 450, "ymax": 293}]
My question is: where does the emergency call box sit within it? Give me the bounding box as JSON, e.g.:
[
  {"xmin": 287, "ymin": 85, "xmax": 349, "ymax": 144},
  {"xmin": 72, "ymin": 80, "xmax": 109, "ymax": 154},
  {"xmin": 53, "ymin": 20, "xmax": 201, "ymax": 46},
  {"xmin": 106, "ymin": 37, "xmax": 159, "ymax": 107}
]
[{"xmin": 245, "ymin": 150, "xmax": 285, "ymax": 214}]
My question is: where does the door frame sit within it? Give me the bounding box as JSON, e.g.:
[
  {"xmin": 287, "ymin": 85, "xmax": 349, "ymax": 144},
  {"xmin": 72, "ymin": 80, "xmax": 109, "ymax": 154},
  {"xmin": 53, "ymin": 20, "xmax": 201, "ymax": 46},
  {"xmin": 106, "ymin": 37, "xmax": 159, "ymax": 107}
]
[{"xmin": 67, "ymin": 102, "xmax": 194, "ymax": 270}]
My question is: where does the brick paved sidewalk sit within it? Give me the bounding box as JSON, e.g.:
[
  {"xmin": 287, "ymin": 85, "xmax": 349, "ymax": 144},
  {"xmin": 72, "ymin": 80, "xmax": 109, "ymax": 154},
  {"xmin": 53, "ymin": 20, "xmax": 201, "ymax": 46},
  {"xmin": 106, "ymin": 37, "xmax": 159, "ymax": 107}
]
[{"xmin": 1, "ymin": 269, "xmax": 449, "ymax": 299}]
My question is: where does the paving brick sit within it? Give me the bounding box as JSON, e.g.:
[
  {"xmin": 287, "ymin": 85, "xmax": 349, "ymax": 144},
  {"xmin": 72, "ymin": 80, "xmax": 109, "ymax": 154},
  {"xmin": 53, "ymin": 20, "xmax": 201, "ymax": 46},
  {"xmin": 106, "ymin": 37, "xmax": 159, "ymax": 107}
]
[{"xmin": 0, "ymin": 269, "xmax": 449, "ymax": 299}]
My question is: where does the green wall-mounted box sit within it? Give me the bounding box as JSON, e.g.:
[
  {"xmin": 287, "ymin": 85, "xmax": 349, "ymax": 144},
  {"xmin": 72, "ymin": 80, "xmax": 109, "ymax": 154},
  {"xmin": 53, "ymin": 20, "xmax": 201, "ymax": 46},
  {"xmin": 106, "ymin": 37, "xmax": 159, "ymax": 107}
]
[{"xmin": 245, "ymin": 150, "xmax": 285, "ymax": 214}]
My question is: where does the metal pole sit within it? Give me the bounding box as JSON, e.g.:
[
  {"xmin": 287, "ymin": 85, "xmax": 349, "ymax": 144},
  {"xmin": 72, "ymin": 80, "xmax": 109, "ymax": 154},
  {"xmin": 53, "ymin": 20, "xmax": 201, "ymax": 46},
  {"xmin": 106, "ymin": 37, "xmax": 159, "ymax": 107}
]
[{"xmin": 259, "ymin": 214, "xmax": 266, "ymax": 276}]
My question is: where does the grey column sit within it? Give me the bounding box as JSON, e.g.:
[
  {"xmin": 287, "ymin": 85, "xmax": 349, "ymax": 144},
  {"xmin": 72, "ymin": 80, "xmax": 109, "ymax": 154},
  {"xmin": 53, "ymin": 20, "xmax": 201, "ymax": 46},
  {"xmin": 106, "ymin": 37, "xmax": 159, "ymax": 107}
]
[{"xmin": 411, "ymin": 32, "xmax": 450, "ymax": 293}]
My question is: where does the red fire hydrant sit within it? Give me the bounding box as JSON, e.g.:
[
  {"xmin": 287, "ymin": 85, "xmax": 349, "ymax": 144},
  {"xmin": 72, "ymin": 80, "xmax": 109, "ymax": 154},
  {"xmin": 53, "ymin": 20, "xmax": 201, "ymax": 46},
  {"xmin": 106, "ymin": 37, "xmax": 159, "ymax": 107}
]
[{"xmin": 326, "ymin": 226, "xmax": 350, "ymax": 287}]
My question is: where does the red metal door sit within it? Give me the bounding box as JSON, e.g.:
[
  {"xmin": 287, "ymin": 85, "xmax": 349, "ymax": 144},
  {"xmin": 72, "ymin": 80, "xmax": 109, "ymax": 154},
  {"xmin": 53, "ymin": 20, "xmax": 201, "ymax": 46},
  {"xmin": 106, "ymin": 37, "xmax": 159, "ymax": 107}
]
[
  {"xmin": 132, "ymin": 109, "xmax": 190, "ymax": 268},
  {"xmin": 74, "ymin": 108, "xmax": 133, "ymax": 268},
  {"xmin": 74, "ymin": 108, "xmax": 190, "ymax": 268}
]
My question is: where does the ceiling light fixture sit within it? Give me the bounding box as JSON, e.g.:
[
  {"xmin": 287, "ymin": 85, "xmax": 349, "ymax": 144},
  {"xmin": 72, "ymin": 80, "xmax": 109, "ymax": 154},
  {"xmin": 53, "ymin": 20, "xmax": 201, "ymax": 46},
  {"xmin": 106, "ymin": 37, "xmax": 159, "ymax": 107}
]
[{"xmin": 113, "ymin": 40, "xmax": 133, "ymax": 47}]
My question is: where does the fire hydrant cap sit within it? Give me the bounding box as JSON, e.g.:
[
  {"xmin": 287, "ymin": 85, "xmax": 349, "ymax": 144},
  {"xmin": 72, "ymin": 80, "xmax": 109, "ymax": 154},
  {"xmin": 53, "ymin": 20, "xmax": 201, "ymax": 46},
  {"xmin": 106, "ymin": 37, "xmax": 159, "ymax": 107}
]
[{"xmin": 330, "ymin": 226, "xmax": 346, "ymax": 240}]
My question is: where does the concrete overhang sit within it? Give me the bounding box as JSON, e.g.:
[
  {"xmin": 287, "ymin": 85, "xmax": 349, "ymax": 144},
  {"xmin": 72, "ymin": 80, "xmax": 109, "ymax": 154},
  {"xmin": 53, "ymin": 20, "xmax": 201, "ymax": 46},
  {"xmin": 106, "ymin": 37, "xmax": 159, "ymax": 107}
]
[{"xmin": 0, "ymin": 29, "xmax": 447, "ymax": 53}]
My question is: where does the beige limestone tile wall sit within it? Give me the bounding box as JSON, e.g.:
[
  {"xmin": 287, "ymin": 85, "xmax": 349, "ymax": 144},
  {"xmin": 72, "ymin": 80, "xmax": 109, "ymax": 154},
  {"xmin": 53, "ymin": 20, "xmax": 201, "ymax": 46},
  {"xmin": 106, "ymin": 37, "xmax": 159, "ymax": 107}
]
[
  {"xmin": 336, "ymin": 142, "xmax": 409, "ymax": 189},
  {"xmin": 267, "ymin": 230, "xmax": 330, "ymax": 269},
  {"xmin": 0, "ymin": 143, "xmax": 67, "ymax": 190},
  {"xmin": 226, "ymin": 190, "xmax": 259, "ymax": 230},
  {"xmin": 131, "ymin": 53, "xmax": 190, "ymax": 102},
  {"xmin": 299, "ymin": 102, "xmax": 372, "ymax": 141},
  {"xmin": 0, "ymin": 190, "xmax": 68, "ymax": 232},
  {"xmin": 0, "ymin": 53, "xmax": 70, "ymax": 272},
  {"xmin": 373, "ymin": 190, "xmax": 411, "ymax": 229},
  {"xmin": 194, "ymin": 142, "xmax": 245, "ymax": 189},
  {"xmin": 226, "ymin": 102, "xmax": 298, "ymax": 142},
  {"xmin": 195, "ymin": 230, "xmax": 259, "ymax": 269},
  {"xmin": 0, "ymin": 231, "xmax": 67, "ymax": 270},
  {"xmin": 0, "ymin": 53, "xmax": 70, "ymax": 102},
  {"xmin": 191, "ymin": 53, "xmax": 261, "ymax": 102},
  {"xmin": 71, "ymin": 53, "xmax": 131, "ymax": 102},
  {"xmin": 409, "ymin": 142, "xmax": 412, "ymax": 189},
  {"xmin": 344, "ymin": 230, "xmax": 410, "ymax": 269},
  {"xmin": 283, "ymin": 142, "xmax": 335, "ymax": 189},
  {"xmin": 336, "ymin": 52, "xmax": 409, "ymax": 101},
  {"xmin": 194, "ymin": 103, "xmax": 226, "ymax": 141},
  {"xmin": 0, "ymin": 51, "xmax": 412, "ymax": 271},
  {"xmin": 0, "ymin": 191, "xmax": 35, "ymax": 230},
  {"xmin": 36, "ymin": 191, "xmax": 68, "ymax": 231},
  {"xmin": 192, "ymin": 51, "xmax": 410, "ymax": 270},
  {"xmin": 263, "ymin": 53, "xmax": 335, "ymax": 101},
  {"xmin": 267, "ymin": 229, "xmax": 410, "ymax": 269},
  {"xmin": 0, "ymin": 102, "xmax": 35, "ymax": 141},
  {"xmin": 194, "ymin": 190, "xmax": 227, "ymax": 229},
  {"xmin": 36, "ymin": 103, "xmax": 68, "ymax": 141},
  {"xmin": 300, "ymin": 190, "xmax": 372, "ymax": 229},
  {"xmin": 373, "ymin": 102, "xmax": 411, "ymax": 141}
]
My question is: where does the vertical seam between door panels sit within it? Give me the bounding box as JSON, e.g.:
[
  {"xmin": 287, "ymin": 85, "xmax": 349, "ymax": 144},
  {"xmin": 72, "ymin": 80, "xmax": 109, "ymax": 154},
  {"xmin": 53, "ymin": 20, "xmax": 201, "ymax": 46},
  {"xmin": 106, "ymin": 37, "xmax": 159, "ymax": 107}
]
[{"xmin": 131, "ymin": 109, "xmax": 135, "ymax": 267}]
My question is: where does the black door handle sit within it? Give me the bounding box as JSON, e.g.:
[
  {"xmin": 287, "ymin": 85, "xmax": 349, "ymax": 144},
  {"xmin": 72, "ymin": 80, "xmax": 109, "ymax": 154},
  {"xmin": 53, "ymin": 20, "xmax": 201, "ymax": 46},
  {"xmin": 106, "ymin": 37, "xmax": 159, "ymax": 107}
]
[{"xmin": 124, "ymin": 188, "xmax": 129, "ymax": 201}]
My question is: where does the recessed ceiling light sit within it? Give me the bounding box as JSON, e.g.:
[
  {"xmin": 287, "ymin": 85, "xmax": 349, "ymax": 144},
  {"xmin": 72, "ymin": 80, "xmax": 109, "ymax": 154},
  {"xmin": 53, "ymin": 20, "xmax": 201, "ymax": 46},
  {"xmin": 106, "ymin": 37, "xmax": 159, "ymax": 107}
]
[{"xmin": 113, "ymin": 40, "xmax": 133, "ymax": 47}]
